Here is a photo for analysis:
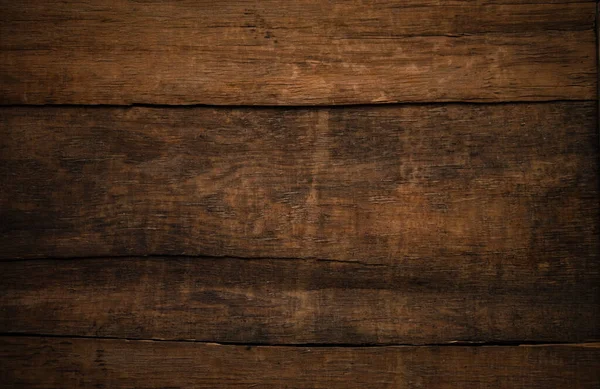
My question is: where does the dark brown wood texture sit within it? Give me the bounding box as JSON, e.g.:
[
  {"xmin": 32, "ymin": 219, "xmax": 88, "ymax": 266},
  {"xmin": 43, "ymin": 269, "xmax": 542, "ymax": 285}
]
[
  {"xmin": 1, "ymin": 257, "xmax": 597, "ymax": 344},
  {"xmin": 0, "ymin": 0, "xmax": 596, "ymax": 105},
  {"xmin": 1, "ymin": 1, "xmax": 599, "ymax": 387},
  {"xmin": 1, "ymin": 103, "xmax": 598, "ymax": 263},
  {"xmin": 1, "ymin": 337, "xmax": 599, "ymax": 389}
]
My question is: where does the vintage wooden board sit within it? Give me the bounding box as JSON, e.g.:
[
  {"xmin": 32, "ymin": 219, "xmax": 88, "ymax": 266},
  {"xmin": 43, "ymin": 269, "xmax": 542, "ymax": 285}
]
[
  {"xmin": 1, "ymin": 256, "xmax": 597, "ymax": 344},
  {"xmin": 1, "ymin": 337, "xmax": 598, "ymax": 388},
  {"xmin": 0, "ymin": 1, "xmax": 596, "ymax": 105},
  {"xmin": 1, "ymin": 1, "xmax": 598, "ymax": 387},
  {"xmin": 1, "ymin": 103, "xmax": 598, "ymax": 264}
]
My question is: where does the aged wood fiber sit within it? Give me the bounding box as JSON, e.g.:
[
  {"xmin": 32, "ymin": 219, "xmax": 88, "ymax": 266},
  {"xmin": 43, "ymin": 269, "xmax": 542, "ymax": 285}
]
[
  {"xmin": 0, "ymin": 1, "xmax": 598, "ymax": 387},
  {"xmin": 1, "ymin": 103, "xmax": 598, "ymax": 263},
  {"xmin": 0, "ymin": 0, "xmax": 596, "ymax": 105},
  {"xmin": 1, "ymin": 337, "xmax": 599, "ymax": 389},
  {"xmin": 1, "ymin": 257, "xmax": 597, "ymax": 344}
]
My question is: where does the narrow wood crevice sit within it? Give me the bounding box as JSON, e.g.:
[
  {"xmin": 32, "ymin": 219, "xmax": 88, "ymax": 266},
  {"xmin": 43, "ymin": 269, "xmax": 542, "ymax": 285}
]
[
  {"xmin": 2, "ymin": 335, "xmax": 597, "ymax": 388},
  {"xmin": 1, "ymin": 333, "xmax": 597, "ymax": 348},
  {"xmin": 0, "ymin": 98, "xmax": 597, "ymax": 110},
  {"xmin": 2, "ymin": 254, "xmax": 389, "ymax": 268}
]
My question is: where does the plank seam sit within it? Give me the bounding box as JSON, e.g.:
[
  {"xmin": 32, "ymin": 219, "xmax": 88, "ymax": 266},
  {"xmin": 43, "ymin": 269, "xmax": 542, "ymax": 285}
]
[
  {"xmin": 1, "ymin": 254, "xmax": 389, "ymax": 267},
  {"xmin": 0, "ymin": 99, "xmax": 596, "ymax": 110},
  {"xmin": 1, "ymin": 333, "xmax": 597, "ymax": 348}
]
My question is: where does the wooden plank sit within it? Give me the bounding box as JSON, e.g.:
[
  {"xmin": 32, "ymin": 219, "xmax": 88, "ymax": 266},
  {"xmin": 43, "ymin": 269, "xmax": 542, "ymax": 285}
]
[
  {"xmin": 1, "ymin": 103, "xmax": 598, "ymax": 264},
  {"xmin": 1, "ymin": 337, "xmax": 598, "ymax": 388},
  {"xmin": 0, "ymin": 1, "xmax": 596, "ymax": 105},
  {"xmin": 1, "ymin": 257, "xmax": 597, "ymax": 344}
]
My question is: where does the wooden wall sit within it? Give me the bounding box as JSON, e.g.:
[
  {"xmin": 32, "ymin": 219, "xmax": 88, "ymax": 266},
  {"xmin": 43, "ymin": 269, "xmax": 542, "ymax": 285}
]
[{"xmin": 1, "ymin": 1, "xmax": 599, "ymax": 387}]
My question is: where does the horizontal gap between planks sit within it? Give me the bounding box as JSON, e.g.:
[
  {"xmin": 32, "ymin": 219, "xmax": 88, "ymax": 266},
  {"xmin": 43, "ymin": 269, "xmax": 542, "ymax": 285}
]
[
  {"xmin": 1, "ymin": 332, "xmax": 597, "ymax": 348},
  {"xmin": 0, "ymin": 99, "xmax": 597, "ymax": 110},
  {"xmin": 2, "ymin": 254, "xmax": 389, "ymax": 267}
]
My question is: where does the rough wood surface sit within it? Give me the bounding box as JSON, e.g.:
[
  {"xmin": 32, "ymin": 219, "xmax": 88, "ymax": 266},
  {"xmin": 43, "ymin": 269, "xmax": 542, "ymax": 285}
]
[
  {"xmin": 1, "ymin": 256, "xmax": 597, "ymax": 344},
  {"xmin": 0, "ymin": 1, "xmax": 596, "ymax": 105},
  {"xmin": 1, "ymin": 337, "xmax": 598, "ymax": 389},
  {"xmin": 1, "ymin": 103, "xmax": 598, "ymax": 264}
]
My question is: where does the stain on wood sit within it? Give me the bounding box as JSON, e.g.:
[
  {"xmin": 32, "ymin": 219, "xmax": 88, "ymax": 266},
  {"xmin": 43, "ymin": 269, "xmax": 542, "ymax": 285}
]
[
  {"xmin": 0, "ymin": 0, "xmax": 596, "ymax": 105},
  {"xmin": 1, "ymin": 103, "xmax": 598, "ymax": 263},
  {"xmin": 1, "ymin": 256, "xmax": 597, "ymax": 344},
  {"xmin": 1, "ymin": 337, "xmax": 599, "ymax": 389}
]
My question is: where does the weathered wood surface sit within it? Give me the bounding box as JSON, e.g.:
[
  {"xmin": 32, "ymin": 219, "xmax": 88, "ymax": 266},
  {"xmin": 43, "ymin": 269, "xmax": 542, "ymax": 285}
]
[
  {"xmin": 0, "ymin": 1, "xmax": 596, "ymax": 105},
  {"xmin": 1, "ymin": 103, "xmax": 598, "ymax": 264},
  {"xmin": 1, "ymin": 257, "xmax": 597, "ymax": 344},
  {"xmin": 1, "ymin": 337, "xmax": 598, "ymax": 389}
]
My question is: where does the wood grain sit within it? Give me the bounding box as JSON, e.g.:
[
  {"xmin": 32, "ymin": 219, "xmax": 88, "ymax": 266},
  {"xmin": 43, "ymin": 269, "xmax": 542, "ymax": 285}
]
[
  {"xmin": 1, "ymin": 103, "xmax": 598, "ymax": 264},
  {"xmin": 1, "ymin": 337, "xmax": 598, "ymax": 389},
  {"xmin": 0, "ymin": 1, "xmax": 596, "ymax": 105},
  {"xmin": 1, "ymin": 256, "xmax": 597, "ymax": 344}
]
